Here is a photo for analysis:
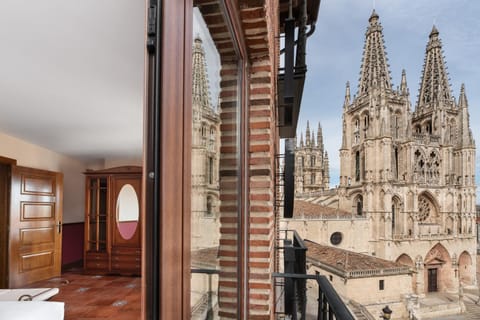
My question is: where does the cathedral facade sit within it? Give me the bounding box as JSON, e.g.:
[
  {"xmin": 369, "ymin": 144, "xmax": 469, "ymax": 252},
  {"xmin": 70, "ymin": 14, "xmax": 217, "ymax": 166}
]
[
  {"xmin": 293, "ymin": 11, "xmax": 476, "ymax": 296},
  {"xmin": 338, "ymin": 11, "xmax": 476, "ymax": 294}
]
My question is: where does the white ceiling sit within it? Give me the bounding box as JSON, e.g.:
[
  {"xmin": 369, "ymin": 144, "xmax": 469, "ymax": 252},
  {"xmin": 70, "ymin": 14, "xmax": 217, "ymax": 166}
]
[{"xmin": 0, "ymin": 0, "xmax": 145, "ymax": 163}]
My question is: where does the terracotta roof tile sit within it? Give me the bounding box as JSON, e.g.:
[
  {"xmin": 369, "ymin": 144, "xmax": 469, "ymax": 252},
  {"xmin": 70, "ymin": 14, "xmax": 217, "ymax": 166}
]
[
  {"xmin": 293, "ymin": 199, "xmax": 350, "ymax": 218},
  {"xmin": 191, "ymin": 247, "xmax": 219, "ymax": 269},
  {"xmin": 305, "ymin": 240, "xmax": 410, "ymax": 277}
]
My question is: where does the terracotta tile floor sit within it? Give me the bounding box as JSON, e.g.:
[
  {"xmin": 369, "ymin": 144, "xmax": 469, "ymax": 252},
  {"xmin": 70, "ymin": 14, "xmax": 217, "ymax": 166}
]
[{"xmin": 29, "ymin": 269, "xmax": 141, "ymax": 320}]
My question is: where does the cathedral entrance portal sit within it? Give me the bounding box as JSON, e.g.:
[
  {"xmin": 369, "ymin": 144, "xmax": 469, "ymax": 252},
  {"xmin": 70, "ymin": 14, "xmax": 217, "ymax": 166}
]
[
  {"xmin": 427, "ymin": 268, "xmax": 438, "ymax": 292},
  {"xmin": 424, "ymin": 244, "xmax": 454, "ymax": 293}
]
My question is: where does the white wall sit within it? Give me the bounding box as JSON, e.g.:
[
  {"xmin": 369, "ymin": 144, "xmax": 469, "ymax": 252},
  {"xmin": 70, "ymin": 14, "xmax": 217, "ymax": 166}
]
[
  {"xmin": 0, "ymin": 132, "xmax": 87, "ymax": 223},
  {"xmin": 281, "ymin": 218, "xmax": 371, "ymax": 253}
]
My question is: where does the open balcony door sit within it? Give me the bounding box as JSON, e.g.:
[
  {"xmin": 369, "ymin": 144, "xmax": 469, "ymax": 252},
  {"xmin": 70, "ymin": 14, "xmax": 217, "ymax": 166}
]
[{"xmin": 8, "ymin": 165, "xmax": 63, "ymax": 288}]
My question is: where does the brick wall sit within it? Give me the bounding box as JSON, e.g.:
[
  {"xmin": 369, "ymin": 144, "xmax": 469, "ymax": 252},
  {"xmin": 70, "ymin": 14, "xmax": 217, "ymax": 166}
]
[
  {"xmin": 196, "ymin": 0, "xmax": 279, "ymax": 318},
  {"xmin": 241, "ymin": 1, "xmax": 278, "ymax": 318}
]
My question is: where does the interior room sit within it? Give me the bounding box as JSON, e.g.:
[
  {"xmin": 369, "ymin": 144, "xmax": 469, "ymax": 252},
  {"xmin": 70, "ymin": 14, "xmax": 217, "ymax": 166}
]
[{"xmin": 0, "ymin": 1, "xmax": 145, "ymax": 318}]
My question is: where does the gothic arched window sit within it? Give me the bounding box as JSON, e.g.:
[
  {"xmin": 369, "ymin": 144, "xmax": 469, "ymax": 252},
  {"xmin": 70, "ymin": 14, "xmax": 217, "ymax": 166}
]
[
  {"xmin": 392, "ymin": 197, "xmax": 401, "ymax": 236},
  {"xmin": 210, "ymin": 127, "xmax": 215, "ymax": 140},
  {"xmin": 392, "ymin": 204, "xmax": 395, "ymax": 231},
  {"xmin": 392, "ymin": 112, "xmax": 401, "ymax": 139},
  {"xmin": 414, "ymin": 150, "xmax": 425, "ymax": 181},
  {"xmin": 208, "ymin": 156, "xmax": 214, "ymax": 184},
  {"xmin": 425, "ymin": 121, "xmax": 432, "ymax": 134},
  {"xmin": 353, "ymin": 118, "xmax": 360, "ymax": 144},
  {"xmin": 355, "ymin": 195, "xmax": 363, "ymax": 216},
  {"xmin": 355, "ymin": 151, "xmax": 360, "ymax": 182},
  {"xmin": 206, "ymin": 196, "xmax": 213, "ymax": 216},
  {"xmin": 428, "ymin": 151, "xmax": 440, "ymax": 184},
  {"xmin": 394, "ymin": 147, "xmax": 399, "ymax": 180}
]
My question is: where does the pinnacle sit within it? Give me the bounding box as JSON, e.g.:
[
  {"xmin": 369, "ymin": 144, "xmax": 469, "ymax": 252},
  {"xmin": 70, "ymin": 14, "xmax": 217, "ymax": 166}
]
[
  {"xmin": 459, "ymin": 83, "xmax": 468, "ymax": 107},
  {"xmin": 430, "ymin": 25, "xmax": 439, "ymax": 38},
  {"xmin": 400, "ymin": 69, "xmax": 408, "ymax": 95},
  {"xmin": 369, "ymin": 9, "xmax": 379, "ymax": 23}
]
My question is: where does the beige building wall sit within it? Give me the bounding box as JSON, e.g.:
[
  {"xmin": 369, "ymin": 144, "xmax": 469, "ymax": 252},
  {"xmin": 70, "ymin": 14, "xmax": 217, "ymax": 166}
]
[
  {"xmin": 281, "ymin": 218, "xmax": 371, "ymax": 253},
  {"xmin": 308, "ymin": 264, "xmax": 411, "ymax": 319},
  {"xmin": 0, "ymin": 131, "xmax": 87, "ymax": 223}
]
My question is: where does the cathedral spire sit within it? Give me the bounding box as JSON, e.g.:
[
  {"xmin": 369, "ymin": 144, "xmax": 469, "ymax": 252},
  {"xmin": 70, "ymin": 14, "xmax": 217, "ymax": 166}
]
[
  {"xmin": 358, "ymin": 10, "xmax": 392, "ymax": 95},
  {"xmin": 458, "ymin": 83, "xmax": 467, "ymax": 108},
  {"xmin": 317, "ymin": 122, "xmax": 324, "ymax": 149},
  {"xmin": 416, "ymin": 26, "xmax": 452, "ymax": 111},
  {"xmin": 300, "ymin": 132, "xmax": 304, "ymax": 147},
  {"xmin": 192, "ymin": 37, "xmax": 213, "ymax": 110},
  {"xmin": 458, "ymin": 84, "xmax": 475, "ymax": 147},
  {"xmin": 344, "ymin": 81, "xmax": 351, "ymax": 107},
  {"xmin": 305, "ymin": 121, "xmax": 311, "ymax": 146},
  {"xmin": 400, "ymin": 69, "xmax": 409, "ymax": 96}
]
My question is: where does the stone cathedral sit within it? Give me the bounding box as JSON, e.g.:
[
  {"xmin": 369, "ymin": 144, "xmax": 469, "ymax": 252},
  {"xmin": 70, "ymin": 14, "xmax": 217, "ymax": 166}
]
[
  {"xmin": 191, "ymin": 37, "xmax": 221, "ymax": 251},
  {"xmin": 291, "ymin": 11, "xmax": 477, "ymax": 297},
  {"xmin": 294, "ymin": 121, "xmax": 330, "ymax": 195}
]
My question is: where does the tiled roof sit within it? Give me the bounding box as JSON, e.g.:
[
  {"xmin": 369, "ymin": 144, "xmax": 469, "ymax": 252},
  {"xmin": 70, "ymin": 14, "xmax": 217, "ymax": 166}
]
[
  {"xmin": 293, "ymin": 199, "xmax": 350, "ymax": 218},
  {"xmin": 191, "ymin": 246, "xmax": 218, "ymax": 269},
  {"xmin": 304, "ymin": 240, "xmax": 410, "ymax": 278}
]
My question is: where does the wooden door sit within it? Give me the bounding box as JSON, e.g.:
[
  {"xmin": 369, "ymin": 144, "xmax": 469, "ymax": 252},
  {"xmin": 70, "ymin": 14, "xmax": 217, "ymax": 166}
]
[
  {"xmin": 427, "ymin": 268, "xmax": 438, "ymax": 292},
  {"xmin": 8, "ymin": 166, "xmax": 63, "ymax": 288}
]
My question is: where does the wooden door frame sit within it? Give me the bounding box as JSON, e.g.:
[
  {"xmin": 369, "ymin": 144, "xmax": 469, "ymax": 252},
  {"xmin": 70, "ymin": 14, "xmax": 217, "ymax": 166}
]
[
  {"xmin": 143, "ymin": 1, "xmax": 250, "ymax": 319},
  {"xmin": 0, "ymin": 157, "xmax": 16, "ymax": 288},
  {"xmin": 143, "ymin": 0, "xmax": 193, "ymax": 319},
  {"xmin": 0, "ymin": 160, "xmax": 15, "ymax": 288}
]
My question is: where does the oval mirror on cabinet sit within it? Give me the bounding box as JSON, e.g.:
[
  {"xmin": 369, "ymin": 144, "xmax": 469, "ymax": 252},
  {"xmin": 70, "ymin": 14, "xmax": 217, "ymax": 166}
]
[{"xmin": 116, "ymin": 184, "xmax": 139, "ymax": 240}]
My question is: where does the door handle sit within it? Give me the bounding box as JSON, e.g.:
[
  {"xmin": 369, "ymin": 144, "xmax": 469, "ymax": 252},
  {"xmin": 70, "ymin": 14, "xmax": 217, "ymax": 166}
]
[{"xmin": 56, "ymin": 221, "xmax": 62, "ymax": 234}]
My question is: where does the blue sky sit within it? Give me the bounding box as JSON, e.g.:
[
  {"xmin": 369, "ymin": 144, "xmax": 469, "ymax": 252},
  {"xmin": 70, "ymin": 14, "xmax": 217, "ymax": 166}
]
[{"xmin": 298, "ymin": 0, "xmax": 480, "ymax": 193}]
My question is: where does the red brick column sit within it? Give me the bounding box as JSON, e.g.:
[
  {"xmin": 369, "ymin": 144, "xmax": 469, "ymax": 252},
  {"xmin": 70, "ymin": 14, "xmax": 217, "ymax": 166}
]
[
  {"xmin": 217, "ymin": 62, "xmax": 242, "ymax": 318},
  {"xmin": 241, "ymin": 1, "xmax": 278, "ymax": 318},
  {"xmin": 247, "ymin": 57, "xmax": 276, "ymax": 319}
]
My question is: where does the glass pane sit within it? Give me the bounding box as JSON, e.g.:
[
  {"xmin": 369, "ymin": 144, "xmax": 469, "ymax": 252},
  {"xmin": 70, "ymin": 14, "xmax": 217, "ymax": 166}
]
[
  {"xmin": 88, "ymin": 179, "xmax": 98, "ymax": 251},
  {"xmin": 191, "ymin": 4, "xmax": 241, "ymax": 318},
  {"xmin": 99, "ymin": 178, "xmax": 107, "ymax": 215}
]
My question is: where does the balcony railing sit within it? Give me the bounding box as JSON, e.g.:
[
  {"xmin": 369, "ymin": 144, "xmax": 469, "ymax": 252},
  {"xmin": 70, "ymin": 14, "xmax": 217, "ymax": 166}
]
[
  {"xmin": 273, "ymin": 272, "xmax": 355, "ymax": 320},
  {"xmin": 191, "ymin": 268, "xmax": 220, "ymax": 320},
  {"xmin": 275, "ymin": 230, "xmax": 354, "ymax": 320}
]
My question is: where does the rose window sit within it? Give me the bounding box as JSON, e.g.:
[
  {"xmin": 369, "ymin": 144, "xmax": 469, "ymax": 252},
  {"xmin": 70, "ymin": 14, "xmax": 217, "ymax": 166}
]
[{"xmin": 418, "ymin": 197, "xmax": 430, "ymax": 222}]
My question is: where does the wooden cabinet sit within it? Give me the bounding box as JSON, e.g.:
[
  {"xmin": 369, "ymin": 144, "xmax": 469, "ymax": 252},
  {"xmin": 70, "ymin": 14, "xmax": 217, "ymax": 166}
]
[{"xmin": 84, "ymin": 166, "xmax": 141, "ymax": 275}]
